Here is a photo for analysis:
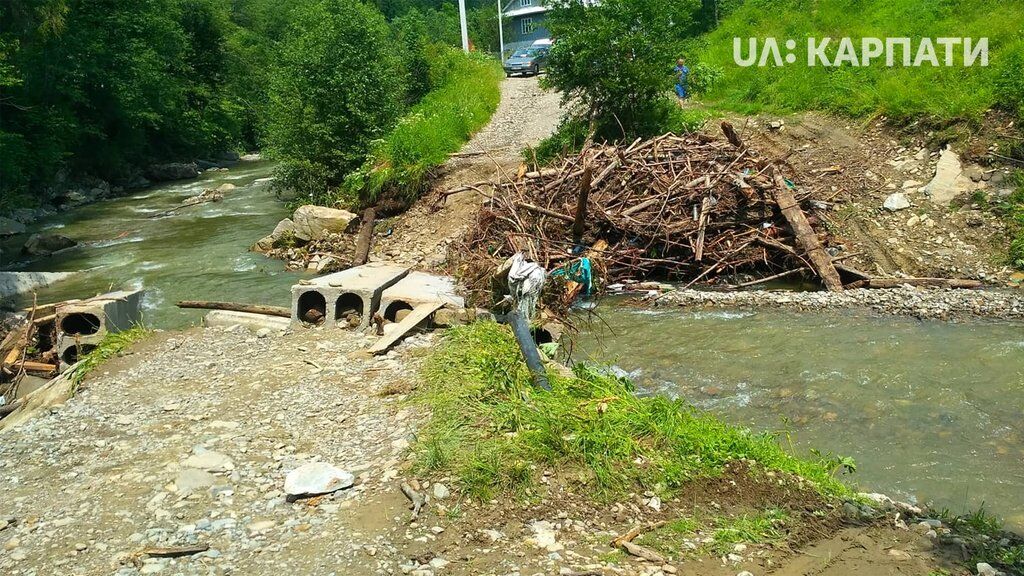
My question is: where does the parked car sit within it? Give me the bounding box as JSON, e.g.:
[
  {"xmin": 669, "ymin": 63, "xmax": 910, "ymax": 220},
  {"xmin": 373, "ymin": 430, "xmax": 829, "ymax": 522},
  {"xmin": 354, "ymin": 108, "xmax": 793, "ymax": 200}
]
[{"xmin": 503, "ymin": 46, "xmax": 549, "ymax": 77}]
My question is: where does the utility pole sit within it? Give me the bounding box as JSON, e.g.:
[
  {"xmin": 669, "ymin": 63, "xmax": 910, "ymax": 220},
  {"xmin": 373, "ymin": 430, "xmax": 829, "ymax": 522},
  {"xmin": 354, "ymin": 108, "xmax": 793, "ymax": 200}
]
[
  {"xmin": 497, "ymin": 0, "xmax": 505, "ymax": 57},
  {"xmin": 458, "ymin": 0, "xmax": 470, "ymax": 53}
]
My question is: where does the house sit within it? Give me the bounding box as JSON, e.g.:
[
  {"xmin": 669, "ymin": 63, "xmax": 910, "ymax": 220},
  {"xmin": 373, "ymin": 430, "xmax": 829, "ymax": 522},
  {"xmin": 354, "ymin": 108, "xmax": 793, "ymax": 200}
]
[{"xmin": 502, "ymin": 0, "xmax": 551, "ymax": 55}]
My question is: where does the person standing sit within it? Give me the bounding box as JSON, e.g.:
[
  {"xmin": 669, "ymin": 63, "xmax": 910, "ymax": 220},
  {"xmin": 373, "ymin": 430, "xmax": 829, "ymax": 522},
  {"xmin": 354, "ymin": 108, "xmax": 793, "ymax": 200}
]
[{"xmin": 674, "ymin": 57, "xmax": 690, "ymax": 100}]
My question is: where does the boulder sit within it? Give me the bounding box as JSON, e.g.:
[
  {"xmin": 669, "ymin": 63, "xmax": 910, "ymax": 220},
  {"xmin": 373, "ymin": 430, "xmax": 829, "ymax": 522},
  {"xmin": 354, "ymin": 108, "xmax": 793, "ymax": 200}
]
[
  {"xmin": 22, "ymin": 233, "xmax": 76, "ymax": 256},
  {"xmin": 216, "ymin": 183, "xmax": 236, "ymax": 193},
  {"xmin": 145, "ymin": 162, "xmax": 199, "ymax": 182},
  {"xmin": 0, "ymin": 216, "xmax": 26, "ymax": 236},
  {"xmin": 883, "ymin": 193, "xmax": 911, "ymax": 211},
  {"xmin": 284, "ymin": 462, "xmax": 354, "ymax": 497},
  {"xmin": 253, "ymin": 218, "xmax": 296, "ymax": 252},
  {"xmin": 217, "ymin": 151, "xmax": 240, "ymax": 162},
  {"xmin": 292, "ymin": 205, "xmax": 357, "ymax": 242},
  {"xmin": 240, "ymin": 153, "xmax": 262, "ymax": 162}
]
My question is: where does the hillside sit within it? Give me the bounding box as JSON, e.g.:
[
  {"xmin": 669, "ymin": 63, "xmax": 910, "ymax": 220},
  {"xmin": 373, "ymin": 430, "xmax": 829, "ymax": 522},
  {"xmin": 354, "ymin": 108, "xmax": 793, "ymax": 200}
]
[{"xmin": 693, "ymin": 0, "xmax": 1024, "ymax": 125}]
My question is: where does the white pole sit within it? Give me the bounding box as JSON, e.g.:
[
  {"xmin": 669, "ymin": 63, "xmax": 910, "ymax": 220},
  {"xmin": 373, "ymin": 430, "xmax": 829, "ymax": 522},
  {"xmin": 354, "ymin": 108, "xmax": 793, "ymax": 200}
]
[
  {"xmin": 497, "ymin": 0, "xmax": 505, "ymax": 58},
  {"xmin": 458, "ymin": 0, "xmax": 470, "ymax": 53}
]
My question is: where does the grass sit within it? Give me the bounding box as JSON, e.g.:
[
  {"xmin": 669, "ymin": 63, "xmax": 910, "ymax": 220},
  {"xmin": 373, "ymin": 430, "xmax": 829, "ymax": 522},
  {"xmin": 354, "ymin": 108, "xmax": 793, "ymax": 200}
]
[
  {"xmin": 637, "ymin": 508, "xmax": 790, "ymax": 559},
  {"xmin": 343, "ymin": 47, "xmax": 503, "ymax": 207},
  {"xmin": 937, "ymin": 504, "xmax": 1024, "ymax": 573},
  {"xmin": 66, "ymin": 326, "xmax": 149, "ymax": 392},
  {"xmin": 691, "ymin": 0, "xmax": 1024, "ymax": 126},
  {"xmin": 999, "ymin": 171, "xmax": 1024, "ymax": 269},
  {"xmin": 413, "ymin": 321, "xmax": 855, "ymax": 502}
]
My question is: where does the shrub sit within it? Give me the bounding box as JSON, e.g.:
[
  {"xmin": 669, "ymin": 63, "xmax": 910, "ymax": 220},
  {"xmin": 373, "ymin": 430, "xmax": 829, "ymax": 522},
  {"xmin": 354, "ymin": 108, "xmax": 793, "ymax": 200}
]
[
  {"xmin": 344, "ymin": 48, "xmax": 502, "ymax": 207},
  {"xmin": 544, "ymin": 0, "xmax": 701, "ymax": 139},
  {"xmin": 265, "ymin": 0, "xmax": 404, "ymax": 204}
]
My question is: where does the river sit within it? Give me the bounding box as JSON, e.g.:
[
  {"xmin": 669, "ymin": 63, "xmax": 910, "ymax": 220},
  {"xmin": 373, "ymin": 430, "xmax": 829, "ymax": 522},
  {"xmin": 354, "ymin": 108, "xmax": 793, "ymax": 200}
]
[
  {"xmin": 2, "ymin": 162, "xmax": 300, "ymax": 326},
  {"xmin": 3, "ymin": 163, "xmax": 1023, "ymax": 526},
  {"xmin": 573, "ymin": 304, "xmax": 1024, "ymax": 526}
]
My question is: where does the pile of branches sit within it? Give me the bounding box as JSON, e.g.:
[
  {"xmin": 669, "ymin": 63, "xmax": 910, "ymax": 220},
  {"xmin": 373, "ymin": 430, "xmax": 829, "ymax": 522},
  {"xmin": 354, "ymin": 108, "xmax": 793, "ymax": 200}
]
[{"xmin": 452, "ymin": 124, "xmax": 846, "ymax": 309}]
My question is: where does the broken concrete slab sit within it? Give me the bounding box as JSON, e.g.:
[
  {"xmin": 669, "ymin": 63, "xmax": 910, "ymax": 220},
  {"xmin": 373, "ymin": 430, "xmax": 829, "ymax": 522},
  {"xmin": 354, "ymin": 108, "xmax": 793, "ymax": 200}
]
[
  {"xmin": 203, "ymin": 310, "xmax": 290, "ymax": 333},
  {"xmin": 378, "ymin": 271, "xmax": 465, "ymax": 322},
  {"xmin": 0, "ymin": 271, "xmax": 75, "ymax": 299},
  {"xmin": 924, "ymin": 148, "xmax": 980, "ymax": 205},
  {"xmin": 291, "ymin": 262, "xmax": 409, "ymax": 329},
  {"xmin": 368, "ymin": 301, "xmax": 444, "ymax": 355},
  {"xmin": 56, "ymin": 290, "xmax": 144, "ymax": 367}
]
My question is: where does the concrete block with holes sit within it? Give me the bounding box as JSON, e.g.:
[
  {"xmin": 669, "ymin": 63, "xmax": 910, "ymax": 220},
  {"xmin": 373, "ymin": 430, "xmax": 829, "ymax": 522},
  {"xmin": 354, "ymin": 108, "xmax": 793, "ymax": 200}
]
[
  {"xmin": 378, "ymin": 271, "xmax": 464, "ymax": 324},
  {"xmin": 290, "ymin": 263, "xmax": 409, "ymax": 330},
  {"xmin": 56, "ymin": 289, "xmax": 144, "ymax": 368}
]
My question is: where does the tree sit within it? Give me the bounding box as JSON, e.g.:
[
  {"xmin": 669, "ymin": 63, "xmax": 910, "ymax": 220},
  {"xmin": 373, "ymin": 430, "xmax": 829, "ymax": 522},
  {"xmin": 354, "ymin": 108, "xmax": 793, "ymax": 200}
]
[
  {"xmin": 265, "ymin": 0, "xmax": 404, "ymax": 203},
  {"xmin": 544, "ymin": 0, "xmax": 700, "ymax": 138}
]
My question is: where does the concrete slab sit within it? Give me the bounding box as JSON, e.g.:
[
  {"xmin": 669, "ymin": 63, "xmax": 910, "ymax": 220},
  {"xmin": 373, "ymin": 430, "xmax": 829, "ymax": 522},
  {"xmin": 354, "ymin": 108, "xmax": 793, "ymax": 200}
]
[
  {"xmin": 290, "ymin": 263, "xmax": 409, "ymax": 329},
  {"xmin": 56, "ymin": 290, "xmax": 144, "ymax": 366},
  {"xmin": 379, "ymin": 271, "xmax": 464, "ymax": 322},
  {"xmin": 368, "ymin": 302, "xmax": 443, "ymax": 355},
  {"xmin": 0, "ymin": 271, "xmax": 75, "ymax": 299},
  {"xmin": 204, "ymin": 310, "xmax": 291, "ymax": 332}
]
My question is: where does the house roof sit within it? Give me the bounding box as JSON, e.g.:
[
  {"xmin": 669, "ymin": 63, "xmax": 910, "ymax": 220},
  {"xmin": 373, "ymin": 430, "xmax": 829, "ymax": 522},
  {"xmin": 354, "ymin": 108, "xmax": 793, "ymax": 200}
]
[{"xmin": 504, "ymin": 5, "xmax": 549, "ymax": 17}]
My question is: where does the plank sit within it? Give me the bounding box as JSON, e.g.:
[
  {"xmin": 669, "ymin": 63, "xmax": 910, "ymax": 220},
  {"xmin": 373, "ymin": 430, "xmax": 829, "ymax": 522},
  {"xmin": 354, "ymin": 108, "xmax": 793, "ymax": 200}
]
[
  {"xmin": 770, "ymin": 173, "xmax": 843, "ymax": 292},
  {"xmin": 176, "ymin": 301, "xmax": 291, "ymax": 318},
  {"xmin": 368, "ymin": 302, "xmax": 444, "ymax": 355}
]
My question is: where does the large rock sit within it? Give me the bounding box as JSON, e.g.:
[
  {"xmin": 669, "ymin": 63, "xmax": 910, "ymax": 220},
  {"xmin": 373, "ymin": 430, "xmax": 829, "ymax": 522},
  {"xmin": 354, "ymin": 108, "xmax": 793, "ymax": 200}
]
[
  {"xmin": 22, "ymin": 233, "xmax": 76, "ymax": 256},
  {"xmin": 924, "ymin": 148, "xmax": 976, "ymax": 205},
  {"xmin": 292, "ymin": 205, "xmax": 356, "ymax": 242},
  {"xmin": 252, "ymin": 218, "xmax": 296, "ymax": 252},
  {"xmin": 284, "ymin": 462, "xmax": 354, "ymax": 497},
  {"xmin": 883, "ymin": 193, "xmax": 911, "ymax": 211},
  {"xmin": 0, "ymin": 271, "xmax": 75, "ymax": 298},
  {"xmin": 181, "ymin": 447, "xmax": 234, "ymax": 472},
  {"xmin": 145, "ymin": 162, "xmax": 199, "ymax": 182},
  {"xmin": 0, "ymin": 216, "xmax": 26, "ymax": 236}
]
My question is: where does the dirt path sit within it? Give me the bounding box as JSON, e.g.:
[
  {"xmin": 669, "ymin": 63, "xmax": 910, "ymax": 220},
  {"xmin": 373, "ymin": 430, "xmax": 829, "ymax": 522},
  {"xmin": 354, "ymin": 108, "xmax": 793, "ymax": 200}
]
[{"xmin": 372, "ymin": 76, "xmax": 562, "ymax": 269}]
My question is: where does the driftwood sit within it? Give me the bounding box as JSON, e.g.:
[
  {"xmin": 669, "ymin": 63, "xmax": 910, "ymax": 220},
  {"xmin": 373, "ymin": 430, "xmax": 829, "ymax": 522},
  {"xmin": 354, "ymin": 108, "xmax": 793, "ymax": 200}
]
[
  {"xmin": 142, "ymin": 544, "xmax": 210, "ymax": 557},
  {"xmin": 151, "ymin": 190, "xmax": 223, "ymax": 218},
  {"xmin": 769, "ymin": 171, "xmax": 843, "ymax": 292},
  {"xmin": 176, "ymin": 301, "xmax": 291, "ymax": 318},
  {"xmin": 0, "ymin": 369, "xmax": 77, "ymax": 432},
  {"xmin": 846, "ymin": 277, "xmax": 983, "ymax": 290},
  {"xmin": 454, "ymin": 129, "xmax": 847, "ymax": 310},
  {"xmin": 610, "ymin": 520, "xmax": 668, "ymax": 563},
  {"xmin": 400, "ymin": 482, "xmax": 425, "ymax": 520},
  {"xmin": 352, "ymin": 207, "xmax": 376, "ymax": 266}
]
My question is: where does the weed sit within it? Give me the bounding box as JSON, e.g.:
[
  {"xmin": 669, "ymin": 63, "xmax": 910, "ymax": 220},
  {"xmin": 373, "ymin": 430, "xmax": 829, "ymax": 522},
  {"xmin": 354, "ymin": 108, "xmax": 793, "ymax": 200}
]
[
  {"xmin": 66, "ymin": 327, "xmax": 149, "ymax": 393},
  {"xmin": 937, "ymin": 504, "xmax": 1024, "ymax": 573},
  {"xmin": 709, "ymin": 508, "xmax": 788, "ymax": 554},
  {"xmin": 413, "ymin": 322, "xmax": 854, "ymax": 502},
  {"xmin": 992, "ymin": 170, "xmax": 1024, "ymax": 269}
]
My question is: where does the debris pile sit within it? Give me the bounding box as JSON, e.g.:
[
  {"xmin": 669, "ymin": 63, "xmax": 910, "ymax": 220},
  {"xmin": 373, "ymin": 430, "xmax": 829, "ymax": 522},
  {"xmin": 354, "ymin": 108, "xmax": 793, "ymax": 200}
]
[{"xmin": 453, "ymin": 125, "xmax": 846, "ymax": 307}]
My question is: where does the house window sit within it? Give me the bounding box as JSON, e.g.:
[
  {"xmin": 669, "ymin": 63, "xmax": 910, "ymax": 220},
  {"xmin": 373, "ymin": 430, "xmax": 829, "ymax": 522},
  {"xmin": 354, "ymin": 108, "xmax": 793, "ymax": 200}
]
[
  {"xmin": 521, "ymin": 17, "xmax": 535, "ymax": 35},
  {"xmin": 519, "ymin": 0, "xmax": 533, "ymax": 7}
]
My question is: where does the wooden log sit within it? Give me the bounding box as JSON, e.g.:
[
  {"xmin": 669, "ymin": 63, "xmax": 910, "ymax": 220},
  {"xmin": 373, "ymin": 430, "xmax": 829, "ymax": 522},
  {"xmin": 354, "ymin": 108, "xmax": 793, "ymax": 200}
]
[
  {"xmin": 352, "ymin": 207, "xmax": 376, "ymax": 266},
  {"xmin": 845, "ymin": 278, "xmax": 983, "ymax": 290},
  {"xmin": 143, "ymin": 544, "xmax": 210, "ymax": 558},
  {"xmin": 732, "ymin": 267, "xmax": 809, "ymax": 288},
  {"xmin": 176, "ymin": 301, "xmax": 291, "ymax": 318},
  {"xmin": 22, "ymin": 361, "xmax": 57, "ymax": 375},
  {"xmin": 694, "ymin": 197, "xmax": 711, "ymax": 262},
  {"xmin": 516, "ymin": 202, "xmax": 575, "ymax": 223},
  {"xmin": 572, "ymin": 166, "xmax": 593, "ymax": 244},
  {"xmin": 769, "ymin": 173, "xmax": 843, "ymax": 292},
  {"xmin": 721, "ymin": 121, "xmax": 744, "ymax": 148}
]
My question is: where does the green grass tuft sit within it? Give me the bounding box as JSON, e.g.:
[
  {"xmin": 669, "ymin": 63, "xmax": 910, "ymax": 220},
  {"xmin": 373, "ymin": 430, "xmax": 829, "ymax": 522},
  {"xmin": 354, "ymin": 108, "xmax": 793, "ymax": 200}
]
[
  {"xmin": 344, "ymin": 48, "xmax": 503, "ymax": 207},
  {"xmin": 66, "ymin": 326, "xmax": 149, "ymax": 392},
  {"xmin": 414, "ymin": 322, "xmax": 855, "ymax": 502}
]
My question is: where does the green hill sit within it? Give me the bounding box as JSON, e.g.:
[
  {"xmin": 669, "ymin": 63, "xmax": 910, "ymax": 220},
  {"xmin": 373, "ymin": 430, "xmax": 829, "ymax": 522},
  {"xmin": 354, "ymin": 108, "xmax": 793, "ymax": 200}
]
[{"xmin": 692, "ymin": 0, "xmax": 1024, "ymax": 124}]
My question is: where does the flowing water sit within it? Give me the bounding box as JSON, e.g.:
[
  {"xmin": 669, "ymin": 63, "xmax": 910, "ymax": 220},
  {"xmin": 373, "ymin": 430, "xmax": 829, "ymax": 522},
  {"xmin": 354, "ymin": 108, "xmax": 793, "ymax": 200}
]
[
  {"xmin": 573, "ymin": 304, "xmax": 1024, "ymax": 526},
  {"xmin": 4, "ymin": 164, "xmax": 1024, "ymax": 526},
  {"xmin": 1, "ymin": 162, "xmax": 300, "ymax": 326}
]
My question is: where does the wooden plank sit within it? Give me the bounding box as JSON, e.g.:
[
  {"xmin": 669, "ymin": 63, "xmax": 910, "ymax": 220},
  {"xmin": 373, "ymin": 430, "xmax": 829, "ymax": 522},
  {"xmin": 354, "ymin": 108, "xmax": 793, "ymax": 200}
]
[
  {"xmin": 845, "ymin": 278, "xmax": 983, "ymax": 290},
  {"xmin": 368, "ymin": 302, "xmax": 444, "ymax": 355},
  {"xmin": 770, "ymin": 173, "xmax": 843, "ymax": 292}
]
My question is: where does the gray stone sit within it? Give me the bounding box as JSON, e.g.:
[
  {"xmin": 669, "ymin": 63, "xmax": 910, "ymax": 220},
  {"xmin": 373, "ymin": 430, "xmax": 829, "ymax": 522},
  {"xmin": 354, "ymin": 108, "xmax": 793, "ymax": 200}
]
[
  {"xmin": 432, "ymin": 483, "xmax": 451, "ymax": 500},
  {"xmin": 0, "ymin": 271, "xmax": 75, "ymax": 299},
  {"xmin": 284, "ymin": 462, "xmax": 354, "ymax": 497},
  {"xmin": 977, "ymin": 562, "xmax": 1000, "ymax": 576},
  {"xmin": 924, "ymin": 148, "xmax": 973, "ymax": 205},
  {"xmin": 145, "ymin": 163, "xmax": 199, "ymax": 182},
  {"xmin": 175, "ymin": 469, "xmax": 217, "ymax": 494},
  {"xmin": 23, "ymin": 233, "xmax": 76, "ymax": 256},
  {"xmin": 256, "ymin": 328, "xmax": 271, "ymax": 339},
  {"xmin": 292, "ymin": 205, "xmax": 357, "ymax": 242},
  {"xmin": 181, "ymin": 447, "xmax": 233, "ymax": 472},
  {"xmin": 0, "ymin": 216, "xmax": 26, "ymax": 236},
  {"xmin": 883, "ymin": 193, "xmax": 911, "ymax": 211}
]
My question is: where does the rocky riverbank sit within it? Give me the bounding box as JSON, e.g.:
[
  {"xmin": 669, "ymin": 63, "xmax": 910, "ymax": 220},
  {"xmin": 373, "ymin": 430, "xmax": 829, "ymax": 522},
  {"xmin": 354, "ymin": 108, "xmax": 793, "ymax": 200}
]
[{"xmin": 650, "ymin": 285, "xmax": 1024, "ymax": 321}]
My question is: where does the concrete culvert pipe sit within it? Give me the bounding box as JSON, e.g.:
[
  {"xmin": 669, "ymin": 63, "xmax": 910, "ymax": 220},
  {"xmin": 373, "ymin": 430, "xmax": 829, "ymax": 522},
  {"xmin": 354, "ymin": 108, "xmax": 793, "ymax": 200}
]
[
  {"xmin": 297, "ymin": 291, "xmax": 327, "ymax": 325},
  {"xmin": 334, "ymin": 293, "xmax": 364, "ymax": 328},
  {"xmin": 532, "ymin": 327, "xmax": 555, "ymax": 345},
  {"xmin": 60, "ymin": 312, "xmax": 102, "ymax": 336},
  {"xmin": 384, "ymin": 301, "xmax": 414, "ymax": 322},
  {"xmin": 62, "ymin": 343, "xmax": 97, "ymax": 365}
]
